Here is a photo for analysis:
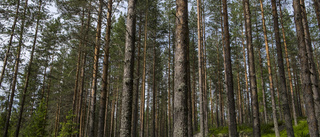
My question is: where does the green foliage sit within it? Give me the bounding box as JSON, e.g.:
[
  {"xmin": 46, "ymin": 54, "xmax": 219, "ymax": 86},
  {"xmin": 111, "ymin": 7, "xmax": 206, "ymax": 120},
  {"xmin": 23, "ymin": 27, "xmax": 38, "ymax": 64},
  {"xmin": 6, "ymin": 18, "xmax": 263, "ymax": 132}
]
[
  {"xmin": 24, "ymin": 99, "xmax": 48, "ymax": 137},
  {"xmin": 58, "ymin": 110, "xmax": 78, "ymax": 137}
]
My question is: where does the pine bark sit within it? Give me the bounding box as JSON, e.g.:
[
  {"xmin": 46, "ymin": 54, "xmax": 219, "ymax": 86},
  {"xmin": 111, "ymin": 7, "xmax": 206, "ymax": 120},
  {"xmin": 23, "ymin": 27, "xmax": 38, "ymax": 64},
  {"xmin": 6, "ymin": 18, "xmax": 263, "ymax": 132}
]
[
  {"xmin": 173, "ymin": 0, "xmax": 188, "ymax": 135},
  {"xmin": 293, "ymin": 0, "xmax": 319, "ymax": 136},
  {"xmin": 97, "ymin": 0, "xmax": 113, "ymax": 135},
  {"xmin": 243, "ymin": 0, "xmax": 261, "ymax": 136},
  {"xmin": 259, "ymin": 0, "xmax": 279, "ymax": 136},
  {"xmin": 278, "ymin": 1, "xmax": 298, "ymax": 126},
  {"xmin": 119, "ymin": 0, "xmax": 136, "ymax": 135},
  {"xmin": 312, "ymin": 0, "xmax": 320, "ymax": 31},
  {"xmin": 271, "ymin": 1, "xmax": 295, "ymax": 136},
  {"xmin": 222, "ymin": 0, "xmax": 237, "ymax": 136}
]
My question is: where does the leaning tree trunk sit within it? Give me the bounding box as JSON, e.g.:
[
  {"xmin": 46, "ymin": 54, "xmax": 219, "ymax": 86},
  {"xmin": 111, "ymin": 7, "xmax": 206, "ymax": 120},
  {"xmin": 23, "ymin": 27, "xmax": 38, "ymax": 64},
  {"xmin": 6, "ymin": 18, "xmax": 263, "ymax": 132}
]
[
  {"xmin": 312, "ymin": 0, "xmax": 320, "ymax": 31},
  {"xmin": 119, "ymin": 0, "xmax": 136, "ymax": 135},
  {"xmin": 15, "ymin": 0, "xmax": 42, "ymax": 136},
  {"xmin": 222, "ymin": 0, "xmax": 237, "ymax": 136},
  {"xmin": 3, "ymin": 0, "xmax": 28, "ymax": 136},
  {"xmin": 243, "ymin": 0, "xmax": 261, "ymax": 136},
  {"xmin": 259, "ymin": 0, "xmax": 280, "ymax": 136},
  {"xmin": 271, "ymin": 0, "xmax": 295, "ymax": 136},
  {"xmin": 173, "ymin": 0, "xmax": 188, "ymax": 136},
  {"xmin": 293, "ymin": 0, "xmax": 319, "ymax": 136}
]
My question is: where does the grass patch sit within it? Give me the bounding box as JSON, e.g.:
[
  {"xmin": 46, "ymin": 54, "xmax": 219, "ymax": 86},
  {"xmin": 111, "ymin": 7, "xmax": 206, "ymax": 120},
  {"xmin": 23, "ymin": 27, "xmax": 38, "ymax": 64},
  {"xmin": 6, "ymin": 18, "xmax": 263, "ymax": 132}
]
[{"xmin": 209, "ymin": 118, "xmax": 309, "ymax": 137}]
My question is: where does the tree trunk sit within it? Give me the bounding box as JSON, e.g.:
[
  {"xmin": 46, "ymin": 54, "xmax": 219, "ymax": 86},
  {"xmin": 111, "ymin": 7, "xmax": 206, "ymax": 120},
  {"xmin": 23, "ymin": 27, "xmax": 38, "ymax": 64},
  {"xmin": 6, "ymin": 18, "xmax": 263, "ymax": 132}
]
[
  {"xmin": 258, "ymin": 49, "xmax": 268, "ymax": 124},
  {"xmin": 3, "ymin": 0, "xmax": 28, "ymax": 135},
  {"xmin": 312, "ymin": 0, "xmax": 320, "ymax": 31},
  {"xmin": 259, "ymin": 0, "xmax": 280, "ymax": 136},
  {"xmin": 271, "ymin": 1, "xmax": 295, "ymax": 136},
  {"xmin": 98, "ymin": 0, "xmax": 113, "ymax": 135},
  {"xmin": 173, "ymin": 0, "xmax": 188, "ymax": 135},
  {"xmin": 243, "ymin": 0, "xmax": 261, "ymax": 136},
  {"xmin": 88, "ymin": 0, "xmax": 103, "ymax": 136},
  {"xmin": 222, "ymin": 0, "xmax": 237, "ymax": 136},
  {"xmin": 293, "ymin": 0, "xmax": 319, "ymax": 136},
  {"xmin": 140, "ymin": 3, "xmax": 148, "ymax": 136},
  {"xmin": 278, "ymin": 1, "xmax": 298, "ymax": 126},
  {"xmin": 15, "ymin": 0, "xmax": 42, "ymax": 135},
  {"xmin": 300, "ymin": 0, "xmax": 320, "ymax": 132},
  {"xmin": 131, "ymin": 17, "xmax": 141, "ymax": 137},
  {"xmin": 119, "ymin": 0, "xmax": 136, "ymax": 135},
  {"xmin": 152, "ymin": 39, "xmax": 156, "ymax": 137},
  {"xmin": 168, "ymin": 14, "xmax": 172, "ymax": 137},
  {"xmin": 197, "ymin": 0, "xmax": 205, "ymax": 135}
]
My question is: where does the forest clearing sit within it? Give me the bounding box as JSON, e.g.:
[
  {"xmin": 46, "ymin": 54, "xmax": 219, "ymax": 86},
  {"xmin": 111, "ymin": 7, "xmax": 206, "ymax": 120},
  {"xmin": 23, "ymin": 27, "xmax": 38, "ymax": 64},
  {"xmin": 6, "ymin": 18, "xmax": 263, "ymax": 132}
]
[{"xmin": 0, "ymin": 0, "xmax": 320, "ymax": 136}]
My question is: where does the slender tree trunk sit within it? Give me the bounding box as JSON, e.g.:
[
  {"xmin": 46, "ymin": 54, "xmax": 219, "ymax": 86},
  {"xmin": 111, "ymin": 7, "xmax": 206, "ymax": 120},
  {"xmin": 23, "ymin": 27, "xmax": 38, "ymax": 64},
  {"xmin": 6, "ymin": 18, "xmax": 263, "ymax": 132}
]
[
  {"xmin": 167, "ymin": 15, "xmax": 172, "ymax": 137},
  {"xmin": 300, "ymin": 0, "xmax": 320, "ymax": 132},
  {"xmin": 259, "ymin": 0, "xmax": 279, "ymax": 136},
  {"xmin": 293, "ymin": 0, "xmax": 319, "ymax": 136},
  {"xmin": 131, "ymin": 17, "xmax": 141, "ymax": 137},
  {"xmin": 278, "ymin": 1, "xmax": 298, "ymax": 126},
  {"xmin": 3, "ymin": 0, "xmax": 28, "ymax": 135},
  {"xmin": 237, "ymin": 64, "xmax": 242, "ymax": 125},
  {"xmin": 98, "ymin": 0, "xmax": 113, "ymax": 135},
  {"xmin": 216, "ymin": 42, "xmax": 224, "ymax": 127},
  {"xmin": 0, "ymin": 0, "xmax": 20, "ymax": 87},
  {"xmin": 222, "ymin": 0, "xmax": 237, "ymax": 136},
  {"xmin": 197, "ymin": 0, "xmax": 205, "ymax": 135},
  {"xmin": 173, "ymin": 0, "xmax": 188, "ymax": 135},
  {"xmin": 241, "ymin": 21, "xmax": 250, "ymax": 124},
  {"xmin": 152, "ymin": 40, "xmax": 156, "ymax": 137},
  {"xmin": 88, "ymin": 0, "xmax": 103, "ymax": 136},
  {"xmin": 257, "ymin": 48, "xmax": 268, "ymax": 124},
  {"xmin": 271, "ymin": 1, "xmax": 295, "ymax": 136},
  {"xmin": 119, "ymin": 0, "xmax": 136, "ymax": 135},
  {"xmin": 187, "ymin": 22, "xmax": 193, "ymax": 137},
  {"xmin": 140, "ymin": 3, "xmax": 148, "ymax": 136},
  {"xmin": 192, "ymin": 34, "xmax": 198, "ymax": 131},
  {"xmin": 243, "ymin": 0, "xmax": 260, "ymax": 136},
  {"xmin": 15, "ymin": 0, "xmax": 42, "ymax": 135}
]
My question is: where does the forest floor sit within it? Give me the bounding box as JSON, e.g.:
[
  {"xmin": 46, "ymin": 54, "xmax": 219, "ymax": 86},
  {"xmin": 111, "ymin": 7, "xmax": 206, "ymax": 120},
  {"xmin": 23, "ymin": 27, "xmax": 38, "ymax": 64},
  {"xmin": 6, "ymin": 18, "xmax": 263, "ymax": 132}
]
[{"xmin": 195, "ymin": 117, "xmax": 309, "ymax": 137}]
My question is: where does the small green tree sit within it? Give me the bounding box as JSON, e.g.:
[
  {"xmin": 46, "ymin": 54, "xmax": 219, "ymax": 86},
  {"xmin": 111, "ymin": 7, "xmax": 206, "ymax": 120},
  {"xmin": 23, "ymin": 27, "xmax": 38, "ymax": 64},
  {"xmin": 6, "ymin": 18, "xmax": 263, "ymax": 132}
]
[
  {"xmin": 24, "ymin": 99, "xmax": 48, "ymax": 137},
  {"xmin": 58, "ymin": 110, "xmax": 78, "ymax": 137}
]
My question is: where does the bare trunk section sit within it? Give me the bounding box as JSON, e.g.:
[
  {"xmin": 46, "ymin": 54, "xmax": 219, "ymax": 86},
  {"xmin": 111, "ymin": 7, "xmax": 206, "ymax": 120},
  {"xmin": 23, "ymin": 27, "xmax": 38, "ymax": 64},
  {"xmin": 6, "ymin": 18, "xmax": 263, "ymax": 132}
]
[
  {"xmin": 278, "ymin": 1, "xmax": 298, "ymax": 126},
  {"xmin": 259, "ymin": 0, "xmax": 280, "ymax": 136},
  {"xmin": 243, "ymin": 0, "xmax": 261, "ymax": 136},
  {"xmin": 271, "ymin": 1, "xmax": 295, "ymax": 136},
  {"xmin": 197, "ymin": 0, "xmax": 205, "ymax": 135},
  {"xmin": 173, "ymin": 0, "xmax": 188, "ymax": 135},
  {"xmin": 131, "ymin": 17, "xmax": 141, "ymax": 137},
  {"xmin": 119, "ymin": 0, "xmax": 136, "ymax": 135},
  {"xmin": 300, "ymin": 0, "xmax": 320, "ymax": 132},
  {"xmin": 98, "ymin": 0, "xmax": 113, "ymax": 135},
  {"xmin": 88, "ymin": 0, "xmax": 103, "ymax": 136},
  {"xmin": 222, "ymin": 0, "xmax": 237, "ymax": 136},
  {"xmin": 3, "ymin": 0, "xmax": 28, "ymax": 135},
  {"xmin": 293, "ymin": 0, "xmax": 319, "ymax": 136}
]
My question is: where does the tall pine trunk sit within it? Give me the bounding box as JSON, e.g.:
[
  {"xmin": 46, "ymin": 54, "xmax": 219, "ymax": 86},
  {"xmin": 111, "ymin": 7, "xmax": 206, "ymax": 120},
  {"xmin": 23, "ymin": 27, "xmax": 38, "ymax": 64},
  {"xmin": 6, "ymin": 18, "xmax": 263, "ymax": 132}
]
[
  {"xmin": 243, "ymin": 0, "xmax": 261, "ymax": 136},
  {"xmin": 119, "ymin": 0, "xmax": 136, "ymax": 135},
  {"xmin": 259, "ymin": 0, "xmax": 279, "ymax": 136},
  {"xmin": 271, "ymin": 1, "xmax": 295, "ymax": 136},
  {"xmin": 222, "ymin": 0, "xmax": 237, "ymax": 136},
  {"xmin": 98, "ymin": 0, "xmax": 113, "ymax": 135},
  {"xmin": 88, "ymin": 0, "xmax": 103, "ymax": 135},
  {"xmin": 173, "ymin": 0, "xmax": 188, "ymax": 135},
  {"xmin": 293, "ymin": 0, "xmax": 319, "ymax": 135}
]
